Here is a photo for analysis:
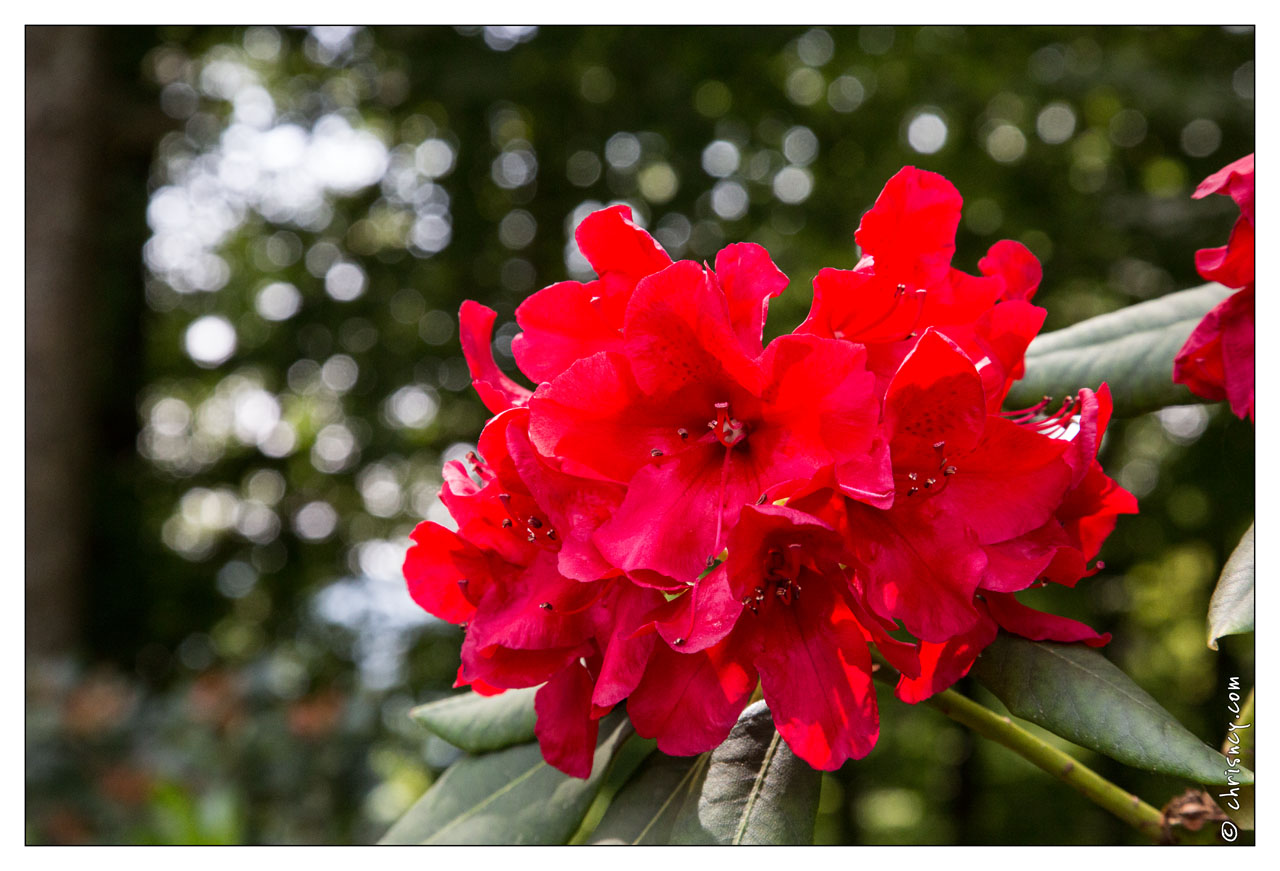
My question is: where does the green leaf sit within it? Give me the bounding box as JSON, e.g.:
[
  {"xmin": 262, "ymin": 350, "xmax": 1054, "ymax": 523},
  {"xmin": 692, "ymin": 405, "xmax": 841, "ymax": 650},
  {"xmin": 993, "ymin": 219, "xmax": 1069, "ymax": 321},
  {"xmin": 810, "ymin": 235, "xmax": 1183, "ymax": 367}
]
[
  {"xmin": 669, "ymin": 700, "xmax": 822, "ymax": 845},
  {"xmin": 1208, "ymin": 524, "xmax": 1255, "ymax": 650},
  {"xmin": 1026, "ymin": 284, "xmax": 1232, "ymax": 356},
  {"xmin": 1005, "ymin": 283, "xmax": 1233, "ymax": 417},
  {"xmin": 568, "ymin": 734, "xmax": 658, "ymax": 844},
  {"xmin": 588, "ymin": 751, "xmax": 708, "ymax": 844},
  {"xmin": 379, "ymin": 714, "xmax": 629, "ymax": 845},
  {"xmin": 409, "ymin": 686, "xmax": 537, "ymax": 754},
  {"xmin": 973, "ymin": 634, "xmax": 1251, "ymax": 786}
]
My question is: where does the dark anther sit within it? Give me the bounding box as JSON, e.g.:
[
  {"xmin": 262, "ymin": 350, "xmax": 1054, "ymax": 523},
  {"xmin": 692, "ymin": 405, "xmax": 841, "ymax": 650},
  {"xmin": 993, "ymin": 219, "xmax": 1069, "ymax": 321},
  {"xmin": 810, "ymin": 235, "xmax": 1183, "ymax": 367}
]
[
  {"xmin": 924, "ymin": 478, "xmax": 935, "ymax": 489},
  {"xmin": 528, "ymin": 517, "xmax": 542, "ymax": 528},
  {"xmin": 502, "ymin": 518, "xmax": 513, "ymax": 528},
  {"xmin": 896, "ymin": 283, "xmax": 907, "ymax": 296},
  {"xmin": 457, "ymin": 579, "xmax": 468, "ymax": 586},
  {"xmin": 678, "ymin": 428, "xmax": 689, "ymax": 440},
  {"xmin": 651, "ymin": 448, "xmax": 663, "ymax": 457},
  {"xmin": 539, "ymin": 602, "xmax": 553, "ymax": 610},
  {"xmin": 907, "ymin": 486, "xmax": 919, "ymax": 496},
  {"xmin": 527, "ymin": 532, "xmax": 537, "ymax": 542},
  {"xmin": 907, "ymin": 472, "xmax": 918, "ymax": 481},
  {"xmin": 673, "ymin": 637, "xmax": 685, "ymax": 647},
  {"xmin": 546, "ymin": 530, "xmax": 557, "ymax": 541},
  {"xmin": 943, "ymin": 466, "xmax": 957, "ymax": 476},
  {"xmin": 706, "ymin": 555, "xmax": 716, "ymax": 569},
  {"xmin": 756, "ymin": 493, "xmax": 768, "ymax": 505},
  {"xmin": 498, "ymin": 493, "xmax": 510, "ymax": 503},
  {"xmin": 932, "ymin": 441, "xmax": 945, "ymax": 450}
]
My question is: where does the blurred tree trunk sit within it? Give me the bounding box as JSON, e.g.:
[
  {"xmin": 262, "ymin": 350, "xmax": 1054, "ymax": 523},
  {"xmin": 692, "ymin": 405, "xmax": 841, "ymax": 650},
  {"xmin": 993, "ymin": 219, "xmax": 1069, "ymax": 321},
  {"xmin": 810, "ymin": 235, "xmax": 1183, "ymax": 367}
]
[{"xmin": 26, "ymin": 26, "xmax": 105, "ymax": 656}]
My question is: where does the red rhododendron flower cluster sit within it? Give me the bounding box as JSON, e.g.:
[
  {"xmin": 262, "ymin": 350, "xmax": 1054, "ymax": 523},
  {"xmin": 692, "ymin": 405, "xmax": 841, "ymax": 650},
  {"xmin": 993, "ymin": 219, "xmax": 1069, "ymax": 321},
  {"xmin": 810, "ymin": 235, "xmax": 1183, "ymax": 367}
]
[
  {"xmin": 1174, "ymin": 153, "xmax": 1255, "ymax": 422},
  {"xmin": 404, "ymin": 167, "xmax": 1136, "ymax": 777}
]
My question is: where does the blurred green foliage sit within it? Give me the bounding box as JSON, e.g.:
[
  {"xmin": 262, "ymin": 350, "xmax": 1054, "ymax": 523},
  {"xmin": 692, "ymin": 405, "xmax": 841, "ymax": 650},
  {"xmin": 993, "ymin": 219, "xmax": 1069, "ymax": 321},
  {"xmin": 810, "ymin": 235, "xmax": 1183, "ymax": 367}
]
[{"xmin": 27, "ymin": 25, "xmax": 1253, "ymax": 844}]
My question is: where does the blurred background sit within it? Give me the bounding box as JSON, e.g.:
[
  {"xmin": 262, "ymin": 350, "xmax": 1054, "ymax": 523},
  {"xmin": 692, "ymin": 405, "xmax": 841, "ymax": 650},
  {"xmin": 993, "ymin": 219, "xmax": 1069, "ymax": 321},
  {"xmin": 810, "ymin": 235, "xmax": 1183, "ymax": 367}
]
[{"xmin": 25, "ymin": 25, "xmax": 1254, "ymax": 845}]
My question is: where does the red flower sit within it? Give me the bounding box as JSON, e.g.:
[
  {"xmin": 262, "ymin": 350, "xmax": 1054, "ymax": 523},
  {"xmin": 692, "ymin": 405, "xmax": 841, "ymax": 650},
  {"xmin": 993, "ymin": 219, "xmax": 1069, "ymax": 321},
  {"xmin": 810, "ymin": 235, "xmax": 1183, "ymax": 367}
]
[
  {"xmin": 530, "ymin": 257, "xmax": 885, "ymax": 586},
  {"xmin": 1174, "ymin": 153, "xmax": 1255, "ymax": 421},
  {"xmin": 626, "ymin": 499, "xmax": 916, "ymax": 770},
  {"xmin": 842, "ymin": 330, "xmax": 1073, "ymax": 641},
  {"xmin": 798, "ymin": 167, "xmax": 1046, "ymax": 410},
  {"xmin": 1007, "ymin": 385, "xmax": 1138, "ymax": 589},
  {"xmin": 408, "ymin": 166, "xmax": 1136, "ymax": 778},
  {"xmin": 403, "ymin": 408, "xmax": 653, "ymax": 776}
]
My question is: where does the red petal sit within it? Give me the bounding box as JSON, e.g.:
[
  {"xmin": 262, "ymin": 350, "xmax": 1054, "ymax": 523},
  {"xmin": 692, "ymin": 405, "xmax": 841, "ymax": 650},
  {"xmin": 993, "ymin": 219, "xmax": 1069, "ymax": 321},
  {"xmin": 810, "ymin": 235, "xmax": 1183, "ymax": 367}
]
[
  {"xmin": 502, "ymin": 417, "xmax": 625, "ymax": 581},
  {"xmin": 594, "ymin": 441, "xmax": 764, "ymax": 585},
  {"xmin": 535, "ymin": 660, "xmax": 600, "ymax": 778},
  {"xmin": 464, "ymin": 551, "xmax": 600, "ymax": 655},
  {"xmin": 403, "ymin": 521, "xmax": 481, "ymax": 624},
  {"xmin": 623, "ymin": 260, "xmax": 762, "ymax": 395},
  {"xmin": 512, "ymin": 280, "xmax": 625, "ymax": 384},
  {"xmin": 847, "ymin": 499, "xmax": 987, "ymax": 643},
  {"xmin": 1193, "ymin": 153, "xmax": 1254, "ymax": 224},
  {"xmin": 626, "ymin": 640, "xmax": 757, "ymax": 756},
  {"xmin": 1196, "ymin": 216, "xmax": 1254, "ymax": 289},
  {"xmin": 453, "ymin": 666, "xmax": 506, "ymax": 696},
  {"xmin": 940, "ymin": 300, "xmax": 1046, "ymax": 411},
  {"xmin": 855, "ymin": 166, "xmax": 962, "ymax": 291},
  {"xmin": 836, "ymin": 439, "xmax": 895, "ymax": 509},
  {"xmin": 922, "ymin": 268, "xmax": 1001, "ymax": 328},
  {"xmin": 979, "ymin": 521, "xmax": 1074, "ymax": 593},
  {"xmin": 527, "ymin": 351, "xmax": 695, "ymax": 483},
  {"xmin": 753, "ymin": 581, "xmax": 879, "ymax": 769},
  {"xmin": 979, "ymin": 239, "xmax": 1042, "ymax": 302},
  {"xmin": 575, "ymin": 205, "xmax": 672, "ymax": 303},
  {"xmin": 1219, "ymin": 287, "xmax": 1255, "ymax": 421},
  {"xmin": 895, "ymin": 606, "xmax": 998, "ymax": 704},
  {"xmin": 1056, "ymin": 462, "xmax": 1137, "ymax": 565},
  {"xmin": 885, "ymin": 329, "xmax": 987, "ymax": 469},
  {"xmin": 714, "ymin": 242, "xmax": 789, "ymax": 357},
  {"xmin": 1174, "ymin": 285, "xmax": 1253, "ymax": 421},
  {"xmin": 983, "ymin": 592, "xmax": 1110, "ymax": 647},
  {"xmin": 459, "ymin": 301, "xmax": 532, "ymax": 414},
  {"xmin": 799, "ymin": 267, "xmax": 924, "ymax": 344},
  {"xmin": 460, "ymin": 642, "xmax": 583, "ymax": 690},
  {"xmin": 846, "ymin": 591, "xmax": 921, "ymax": 679},
  {"xmin": 651, "ymin": 565, "xmax": 743, "ymax": 653},
  {"xmin": 937, "ymin": 417, "xmax": 1071, "ymax": 543},
  {"xmin": 756, "ymin": 334, "xmax": 883, "ymax": 484},
  {"xmin": 591, "ymin": 585, "xmax": 663, "ymax": 708}
]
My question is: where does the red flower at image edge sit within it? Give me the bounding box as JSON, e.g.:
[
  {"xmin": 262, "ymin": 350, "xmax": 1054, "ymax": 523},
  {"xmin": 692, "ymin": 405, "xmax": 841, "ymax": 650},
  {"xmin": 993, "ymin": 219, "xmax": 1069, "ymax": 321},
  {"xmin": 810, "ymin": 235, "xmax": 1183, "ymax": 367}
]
[{"xmin": 1173, "ymin": 153, "xmax": 1255, "ymax": 422}]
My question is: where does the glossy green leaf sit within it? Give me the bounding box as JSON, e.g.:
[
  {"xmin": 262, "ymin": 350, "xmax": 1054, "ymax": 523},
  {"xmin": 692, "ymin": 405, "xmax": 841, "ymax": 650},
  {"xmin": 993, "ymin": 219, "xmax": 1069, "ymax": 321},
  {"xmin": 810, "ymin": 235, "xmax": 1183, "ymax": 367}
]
[
  {"xmin": 1027, "ymin": 284, "xmax": 1232, "ymax": 355},
  {"xmin": 409, "ymin": 686, "xmax": 537, "ymax": 754},
  {"xmin": 1208, "ymin": 523, "xmax": 1255, "ymax": 650},
  {"xmin": 568, "ymin": 735, "xmax": 658, "ymax": 844},
  {"xmin": 379, "ymin": 714, "xmax": 629, "ymax": 845},
  {"xmin": 973, "ymin": 635, "xmax": 1251, "ymax": 786},
  {"xmin": 1005, "ymin": 283, "xmax": 1233, "ymax": 417},
  {"xmin": 588, "ymin": 751, "xmax": 707, "ymax": 844},
  {"xmin": 669, "ymin": 701, "xmax": 822, "ymax": 845}
]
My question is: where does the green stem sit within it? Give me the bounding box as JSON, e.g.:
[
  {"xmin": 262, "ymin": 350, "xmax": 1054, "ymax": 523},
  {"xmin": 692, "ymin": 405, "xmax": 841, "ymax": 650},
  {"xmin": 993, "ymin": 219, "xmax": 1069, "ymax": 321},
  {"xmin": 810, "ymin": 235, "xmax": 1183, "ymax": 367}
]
[{"xmin": 873, "ymin": 667, "xmax": 1165, "ymax": 841}]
